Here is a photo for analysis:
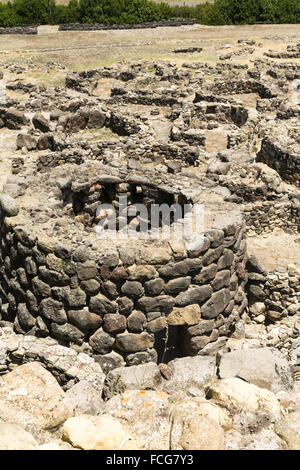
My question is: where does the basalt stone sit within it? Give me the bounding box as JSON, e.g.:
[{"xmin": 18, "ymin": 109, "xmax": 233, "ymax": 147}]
[
  {"xmin": 87, "ymin": 109, "xmax": 106, "ymax": 129},
  {"xmin": 121, "ymin": 281, "xmax": 144, "ymax": 298},
  {"xmin": 39, "ymin": 298, "xmax": 67, "ymax": 324},
  {"xmin": 51, "ymin": 322, "xmax": 84, "ymax": 344},
  {"xmin": 93, "ymin": 351, "xmax": 125, "ymax": 374},
  {"xmin": 137, "ymin": 295, "xmax": 174, "ymax": 313},
  {"xmin": 76, "ymin": 261, "xmax": 98, "ymax": 281},
  {"xmin": 188, "ymin": 236, "xmax": 211, "ymax": 257},
  {"xmin": 115, "ymin": 332, "xmax": 154, "ymax": 353},
  {"xmin": 247, "ymin": 272, "xmax": 266, "ymax": 282},
  {"xmin": 14, "ymin": 226, "xmax": 37, "ymax": 247},
  {"xmin": 110, "ymin": 266, "xmax": 129, "ymax": 283},
  {"xmin": 32, "ymin": 113, "xmax": 50, "ymax": 133},
  {"xmin": 89, "ymin": 329, "xmax": 115, "ymax": 354},
  {"xmin": 102, "ymin": 281, "xmax": 119, "ymax": 299},
  {"xmin": 54, "ymin": 243, "xmax": 72, "ymax": 260},
  {"xmin": 39, "ymin": 266, "xmax": 70, "ymax": 287},
  {"xmin": 145, "ymin": 311, "xmax": 161, "ymax": 322},
  {"xmin": 175, "ymin": 285, "xmax": 212, "ymax": 307},
  {"xmin": 16, "ymin": 268, "xmax": 29, "ymax": 288},
  {"xmin": 147, "ymin": 316, "xmax": 168, "ymax": 333},
  {"xmin": 64, "ymin": 288, "xmax": 87, "ymax": 308},
  {"xmin": 35, "ymin": 316, "xmax": 49, "ymax": 337},
  {"xmin": 127, "ymin": 265, "xmax": 157, "ymax": 281},
  {"xmin": 202, "ymin": 247, "xmax": 224, "ymax": 267},
  {"xmin": 167, "ymin": 304, "xmax": 201, "ymax": 326},
  {"xmin": 103, "ymin": 314, "xmax": 127, "ymax": 334},
  {"xmin": 183, "ymin": 335, "xmax": 210, "ymax": 355},
  {"xmin": 17, "ymin": 243, "xmax": 32, "ymax": 258},
  {"xmin": 164, "ymin": 277, "xmax": 191, "ymax": 295},
  {"xmin": 51, "ymin": 286, "xmax": 66, "ymax": 301},
  {"xmin": 126, "ymin": 351, "xmax": 157, "ymax": 366},
  {"xmin": 217, "ymin": 249, "xmax": 234, "ymax": 270},
  {"xmin": 10, "ymin": 279, "xmax": 26, "ymax": 300},
  {"xmin": 24, "ymin": 257, "xmax": 37, "ymax": 276},
  {"xmin": 117, "ymin": 297, "xmax": 134, "ymax": 316},
  {"xmin": 206, "ymin": 229, "xmax": 224, "ymax": 248},
  {"xmin": 80, "ymin": 279, "xmax": 101, "ymax": 296},
  {"xmin": 32, "ymin": 247, "xmax": 46, "ymax": 265},
  {"xmin": 97, "ymin": 249, "xmax": 119, "ymax": 267},
  {"xmin": 144, "ymin": 278, "xmax": 164, "ymax": 296},
  {"xmin": 17, "ymin": 303, "xmax": 36, "ymax": 331},
  {"xmin": 0, "ymin": 194, "xmax": 19, "ymax": 217},
  {"xmin": 158, "ymin": 259, "xmax": 202, "ymax": 278},
  {"xmin": 185, "ymin": 319, "xmax": 215, "ymax": 337},
  {"xmin": 248, "ymin": 284, "xmax": 266, "ymax": 300},
  {"xmin": 89, "ymin": 294, "xmax": 118, "ymax": 315},
  {"xmin": 211, "ymin": 270, "xmax": 231, "ymax": 291},
  {"xmin": 201, "ymin": 289, "xmax": 231, "ymax": 319},
  {"xmin": 73, "ymin": 246, "xmax": 90, "ymax": 263},
  {"xmin": 246, "ymin": 254, "xmax": 266, "ymax": 275},
  {"xmin": 193, "ymin": 264, "xmax": 217, "ymax": 285},
  {"xmin": 127, "ymin": 310, "xmax": 147, "ymax": 332},
  {"xmin": 25, "ymin": 290, "xmax": 38, "ymax": 314},
  {"xmin": 68, "ymin": 308, "xmax": 102, "ymax": 330},
  {"xmin": 16, "ymin": 133, "xmax": 37, "ymax": 151},
  {"xmin": 229, "ymin": 273, "xmax": 238, "ymax": 292}
]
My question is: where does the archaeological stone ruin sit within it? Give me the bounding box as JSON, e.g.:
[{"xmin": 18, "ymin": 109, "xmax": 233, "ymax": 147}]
[{"xmin": 0, "ymin": 37, "xmax": 299, "ymax": 377}]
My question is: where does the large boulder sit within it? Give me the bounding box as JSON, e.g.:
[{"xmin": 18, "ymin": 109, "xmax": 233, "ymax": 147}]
[
  {"xmin": 105, "ymin": 362, "xmax": 161, "ymax": 397},
  {"xmin": 0, "ymin": 423, "xmax": 38, "ymax": 450},
  {"xmin": 0, "ymin": 194, "xmax": 19, "ymax": 217},
  {"xmin": 64, "ymin": 380, "xmax": 105, "ymax": 416},
  {"xmin": 161, "ymin": 356, "xmax": 216, "ymax": 398},
  {"xmin": 174, "ymin": 414, "xmax": 224, "ymax": 450},
  {"xmin": 218, "ymin": 347, "xmax": 294, "ymax": 393},
  {"xmin": 62, "ymin": 415, "xmax": 142, "ymax": 450},
  {"xmin": 105, "ymin": 390, "xmax": 170, "ymax": 450},
  {"xmin": 87, "ymin": 109, "xmax": 106, "ymax": 129},
  {"xmin": 0, "ymin": 362, "xmax": 72, "ymax": 430},
  {"xmin": 275, "ymin": 412, "xmax": 300, "ymax": 450},
  {"xmin": 5, "ymin": 108, "xmax": 29, "ymax": 129},
  {"xmin": 16, "ymin": 133, "xmax": 37, "ymax": 150},
  {"xmin": 32, "ymin": 113, "xmax": 50, "ymax": 133},
  {"xmin": 207, "ymin": 378, "xmax": 281, "ymax": 416},
  {"xmin": 170, "ymin": 398, "xmax": 229, "ymax": 450}
]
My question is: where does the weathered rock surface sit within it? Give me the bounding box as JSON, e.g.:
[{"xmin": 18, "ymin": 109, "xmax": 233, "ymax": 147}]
[
  {"xmin": 0, "ymin": 362, "xmax": 72, "ymax": 430},
  {"xmin": 105, "ymin": 390, "xmax": 170, "ymax": 449},
  {"xmin": 62, "ymin": 415, "xmax": 141, "ymax": 450},
  {"xmin": 218, "ymin": 348, "xmax": 294, "ymax": 392},
  {"xmin": 207, "ymin": 377, "xmax": 281, "ymax": 415}
]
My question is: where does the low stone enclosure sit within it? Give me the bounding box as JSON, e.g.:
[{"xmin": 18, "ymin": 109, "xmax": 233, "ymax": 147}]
[
  {"xmin": 0, "ymin": 161, "xmax": 247, "ymax": 366},
  {"xmin": 0, "ymin": 47, "xmax": 299, "ymax": 369}
]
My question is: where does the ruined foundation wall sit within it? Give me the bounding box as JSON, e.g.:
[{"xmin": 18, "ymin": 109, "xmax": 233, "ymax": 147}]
[
  {"xmin": 58, "ymin": 20, "xmax": 199, "ymax": 31},
  {"xmin": 0, "ymin": 207, "xmax": 248, "ymax": 365},
  {"xmin": 257, "ymin": 138, "xmax": 300, "ymax": 187}
]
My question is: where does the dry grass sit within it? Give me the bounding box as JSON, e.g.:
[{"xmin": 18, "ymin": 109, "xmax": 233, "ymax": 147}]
[{"xmin": 0, "ymin": 23, "xmax": 299, "ymax": 72}]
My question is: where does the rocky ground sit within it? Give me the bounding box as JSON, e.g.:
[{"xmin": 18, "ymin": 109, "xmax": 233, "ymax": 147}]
[{"xmin": 0, "ymin": 23, "xmax": 299, "ymax": 450}]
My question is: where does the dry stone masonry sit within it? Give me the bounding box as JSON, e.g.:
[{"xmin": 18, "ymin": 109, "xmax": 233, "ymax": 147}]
[{"xmin": 0, "ymin": 36, "xmax": 299, "ymax": 372}]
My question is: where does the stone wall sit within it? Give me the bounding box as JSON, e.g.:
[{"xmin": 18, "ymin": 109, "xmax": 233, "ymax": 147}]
[
  {"xmin": 0, "ymin": 26, "xmax": 37, "ymax": 35},
  {"xmin": 58, "ymin": 19, "xmax": 199, "ymax": 31},
  {"xmin": 212, "ymin": 78, "xmax": 278, "ymax": 99},
  {"xmin": 243, "ymin": 198, "xmax": 300, "ymax": 235},
  {"xmin": 257, "ymin": 138, "xmax": 300, "ymax": 187},
  {"xmin": 247, "ymin": 262, "xmax": 300, "ymax": 325},
  {"xmin": 0, "ymin": 191, "xmax": 248, "ymax": 365},
  {"xmin": 0, "ymin": 325, "xmax": 104, "ymax": 390}
]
